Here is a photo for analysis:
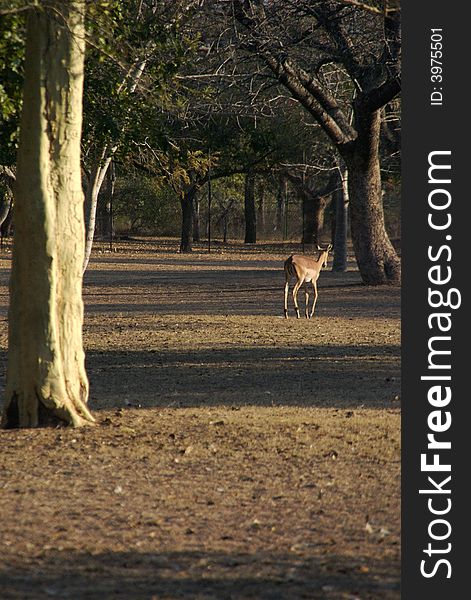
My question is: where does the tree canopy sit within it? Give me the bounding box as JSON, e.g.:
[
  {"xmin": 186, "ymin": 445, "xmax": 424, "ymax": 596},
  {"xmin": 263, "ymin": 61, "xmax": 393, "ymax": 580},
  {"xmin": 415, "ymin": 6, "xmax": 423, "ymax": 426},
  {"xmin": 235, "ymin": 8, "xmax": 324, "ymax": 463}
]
[{"xmin": 0, "ymin": 0, "xmax": 401, "ymax": 278}]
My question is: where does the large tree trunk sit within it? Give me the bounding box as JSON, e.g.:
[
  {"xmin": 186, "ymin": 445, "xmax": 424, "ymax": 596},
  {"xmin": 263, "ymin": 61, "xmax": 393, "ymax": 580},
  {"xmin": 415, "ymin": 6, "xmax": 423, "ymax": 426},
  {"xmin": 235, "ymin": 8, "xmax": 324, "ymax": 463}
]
[
  {"xmin": 332, "ymin": 164, "xmax": 349, "ymax": 272},
  {"xmin": 342, "ymin": 109, "xmax": 401, "ymax": 285},
  {"xmin": 244, "ymin": 170, "xmax": 256, "ymax": 243},
  {"xmin": 2, "ymin": 1, "xmax": 94, "ymax": 429},
  {"xmin": 180, "ymin": 185, "xmax": 196, "ymax": 252},
  {"xmin": 232, "ymin": 0, "xmax": 400, "ymax": 284}
]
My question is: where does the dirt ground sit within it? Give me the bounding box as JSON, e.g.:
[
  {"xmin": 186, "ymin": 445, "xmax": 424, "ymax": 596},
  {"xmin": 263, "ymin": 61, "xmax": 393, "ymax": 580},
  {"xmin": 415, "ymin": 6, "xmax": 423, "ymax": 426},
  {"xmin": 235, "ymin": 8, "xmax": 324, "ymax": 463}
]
[{"xmin": 0, "ymin": 238, "xmax": 401, "ymax": 600}]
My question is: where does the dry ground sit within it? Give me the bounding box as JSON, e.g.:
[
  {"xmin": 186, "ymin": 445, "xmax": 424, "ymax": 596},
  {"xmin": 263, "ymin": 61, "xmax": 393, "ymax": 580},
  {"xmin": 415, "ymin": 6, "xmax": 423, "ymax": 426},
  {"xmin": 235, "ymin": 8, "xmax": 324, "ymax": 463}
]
[{"xmin": 0, "ymin": 239, "xmax": 401, "ymax": 600}]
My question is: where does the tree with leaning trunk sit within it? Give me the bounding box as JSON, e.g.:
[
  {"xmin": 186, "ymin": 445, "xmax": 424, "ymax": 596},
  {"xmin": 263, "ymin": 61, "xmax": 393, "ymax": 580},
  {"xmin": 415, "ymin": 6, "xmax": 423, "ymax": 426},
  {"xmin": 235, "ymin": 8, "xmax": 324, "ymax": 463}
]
[
  {"xmin": 2, "ymin": 1, "xmax": 94, "ymax": 428},
  {"xmin": 232, "ymin": 0, "xmax": 401, "ymax": 284},
  {"xmin": 81, "ymin": 1, "xmax": 200, "ymax": 270}
]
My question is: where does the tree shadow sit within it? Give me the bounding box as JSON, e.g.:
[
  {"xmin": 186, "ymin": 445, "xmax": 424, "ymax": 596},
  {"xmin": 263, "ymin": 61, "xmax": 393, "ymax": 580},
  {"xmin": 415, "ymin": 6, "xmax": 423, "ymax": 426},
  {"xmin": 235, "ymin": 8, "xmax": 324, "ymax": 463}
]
[
  {"xmin": 81, "ymin": 267, "xmax": 399, "ymax": 319},
  {"xmin": 0, "ymin": 342, "xmax": 399, "ymax": 410},
  {"xmin": 82, "ymin": 344, "xmax": 399, "ymax": 411},
  {"xmin": 0, "ymin": 549, "xmax": 400, "ymax": 599}
]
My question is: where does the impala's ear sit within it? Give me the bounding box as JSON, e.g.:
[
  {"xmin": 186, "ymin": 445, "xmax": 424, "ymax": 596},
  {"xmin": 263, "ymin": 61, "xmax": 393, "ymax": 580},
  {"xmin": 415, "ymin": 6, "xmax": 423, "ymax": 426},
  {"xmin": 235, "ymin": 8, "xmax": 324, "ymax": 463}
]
[{"xmin": 327, "ymin": 243, "xmax": 333, "ymax": 251}]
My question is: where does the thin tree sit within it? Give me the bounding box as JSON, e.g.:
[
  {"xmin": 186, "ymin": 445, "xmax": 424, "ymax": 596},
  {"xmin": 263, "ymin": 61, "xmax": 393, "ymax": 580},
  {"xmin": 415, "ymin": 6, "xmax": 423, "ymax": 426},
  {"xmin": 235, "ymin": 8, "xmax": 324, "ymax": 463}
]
[
  {"xmin": 332, "ymin": 163, "xmax": 349, "ymax": 272},
  {"xmin": 2, "ymin": 1, "xmax": 94, "ymax": 428}
]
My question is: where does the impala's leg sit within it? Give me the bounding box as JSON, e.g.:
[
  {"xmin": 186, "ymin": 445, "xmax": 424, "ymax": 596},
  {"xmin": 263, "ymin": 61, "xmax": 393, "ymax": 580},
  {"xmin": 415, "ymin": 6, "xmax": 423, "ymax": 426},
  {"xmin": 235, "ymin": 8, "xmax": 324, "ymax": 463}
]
[
  {"xmin": 304, "ymin": 282, "xmax": 310, "ymax": 319},
  {"xmin": 292, "ymin": 279, "xmax": 303, "ymax": 319},
  {"xmin": 284, "ymin": 276, "xmax": 290, "ymax": 318},
  {"xmin": 310, "ymin": 281, "xmax": 318, "ymax": 318}
]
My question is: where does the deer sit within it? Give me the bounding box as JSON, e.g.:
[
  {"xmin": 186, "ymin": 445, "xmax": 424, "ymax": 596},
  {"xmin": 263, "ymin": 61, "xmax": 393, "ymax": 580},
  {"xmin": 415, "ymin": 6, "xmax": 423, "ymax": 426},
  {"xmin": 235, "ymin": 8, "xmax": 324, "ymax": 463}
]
[{"xmin": 284, "ymin": 244, "xmax": 333, "ymax": 319}]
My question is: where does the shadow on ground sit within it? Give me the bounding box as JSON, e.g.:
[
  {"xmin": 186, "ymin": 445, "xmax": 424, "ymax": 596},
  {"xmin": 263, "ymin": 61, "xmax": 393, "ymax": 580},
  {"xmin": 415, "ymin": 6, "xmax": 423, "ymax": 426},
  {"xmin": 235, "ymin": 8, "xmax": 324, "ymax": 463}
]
[
  {"xmin": 83, "ymin": 344, "xmax": 399, "ymax": 411},
  {"xmin": 0, "ymin": 342, "xmax": 400, "ymax": 411},
  {"xmin": 0, "ymin": 550, "xmax": 399, "ymax": 600}
]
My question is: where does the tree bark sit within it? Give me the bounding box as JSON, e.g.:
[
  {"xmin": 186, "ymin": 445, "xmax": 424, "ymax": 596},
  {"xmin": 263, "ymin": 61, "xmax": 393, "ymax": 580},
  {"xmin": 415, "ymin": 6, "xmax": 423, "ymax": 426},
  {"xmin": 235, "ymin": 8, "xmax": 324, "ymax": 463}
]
[
  {"xmin": 97, "ymin": 163, "xmax": 115, "ymax": 240},
  {"xmin": 0, "ymin": 188, "xmax": 12, "ymax": 231},
  {"xmin": 244, "ymin": 170, "xmax": 256, "ymax": 243},
  {"xmin": 332, "ymin": 165, "xmax": 349, "ymax": 272},
  {"xmin": 180, "ymin": 185, "xmax": 196, "ymax": 252},
  {"xmin": 257, "ymin": 181, "xmax": 265, "ymax": 238},
  {"xmin": 341, "ymin": 109, "xmax": 400, "ymax": 284},
  {"xmin": 302, "ymin": 193, "xmax": 329, "ymax": 246},
  {"xmin": 82, "ymin": 151, "xmax": 112, "ymax": 272},
  {"xmin": 286, "ymin": 171, "xmax": 333, "ymax": 246},
  {"xmin": 0, "ymin": 166, "xmax": 15, "ymax": 229},
  {"xmin": 0, "ymin": 205, "xmax": 13, "ymax": 239},
  {"xmin": 275, "ymin": 176, "xmax": 286, "ymax": 235},
  {"xmin": 192, "ymin": 193, "xmax": 200, "ymax": 242},
  {"xmin": 2, "ymin": 1, "xmax": 94, "ymax": 428}
]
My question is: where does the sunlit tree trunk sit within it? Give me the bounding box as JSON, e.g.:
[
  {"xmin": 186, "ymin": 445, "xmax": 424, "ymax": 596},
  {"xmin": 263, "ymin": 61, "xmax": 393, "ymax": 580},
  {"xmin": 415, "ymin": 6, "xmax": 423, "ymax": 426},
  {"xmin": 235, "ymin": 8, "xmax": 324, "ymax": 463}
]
[
  {"xmin": 2, "ymin": 1, "xmax": 94, "ymax": 428},
  {"xmin": 83, "ymin": 151, "xmax": 113, "ymax": 271},
  {"xmin": 332, "ymin": 164, "xmax": 349, "ymax": 272}
]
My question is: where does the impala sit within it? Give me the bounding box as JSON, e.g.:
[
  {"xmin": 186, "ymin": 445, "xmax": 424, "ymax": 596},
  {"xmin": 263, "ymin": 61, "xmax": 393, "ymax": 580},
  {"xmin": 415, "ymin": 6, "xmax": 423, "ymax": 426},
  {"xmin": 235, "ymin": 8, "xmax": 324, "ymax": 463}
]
[{"xmin": 284, "ymin": 244, "xmax": 333, "ymax": 318}]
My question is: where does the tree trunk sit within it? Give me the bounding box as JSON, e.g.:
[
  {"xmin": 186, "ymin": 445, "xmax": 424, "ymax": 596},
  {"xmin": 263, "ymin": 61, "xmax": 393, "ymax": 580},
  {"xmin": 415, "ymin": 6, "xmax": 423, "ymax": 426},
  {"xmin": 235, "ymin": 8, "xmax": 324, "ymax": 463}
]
[
  {"xmin": 0, "ymin": 188, "xmax": 12, "ymax": 230},
  {"xmin": 244, "ymin": 170, "xmax": 256, "ymax": 243},
  {"xmin": 275, "ymin": 177, "xmax": 285, "ymax": 235},
  {"xmin": 1, "ymin": 205, "xmax": 13, "ymax": 239},
  {"xmin": 83, "ymin": 151, "xmax": 113, "ymax": 272},
  {"xmin": 180, "ymin": 185, "xmax": 195, "ymax": 252},
  {"xmin": 96, "ymin": 163, "xmax": 115, "ymax": 240},
  {"xmin": 0, "ymin": 167, "xmax": 15, "ymax": 229},
  {"xmin": 332, "ymin": 165, "xmax": 348, "ymax": 272},
  {"xmin": 192, "ymin": 193, "xmax": 200, "ymax": 242},
  {"xmin": 302, "ymin": 194, "xmax": 329, "ymax": 246},
  {"xmin": 257, "ymin": 181, "xmax": 265, "ymax": 238},
  {"xmin": 2, "ymin": 1, "xmax": 94, "ymax": 428},
  {"xmin": 223, "ymin": 215, "xmax": 228, "ymax": 243},
  {"xmin": 286, "ymin": 171, "xmax": 332, "ymax": 246},
  {"xmin": 342, "ymin": 109, "xmax": 401, "ymax": 284},
  {"xmin": 105, "ymin": 162, "xmax": 115, "ymax": 241}
]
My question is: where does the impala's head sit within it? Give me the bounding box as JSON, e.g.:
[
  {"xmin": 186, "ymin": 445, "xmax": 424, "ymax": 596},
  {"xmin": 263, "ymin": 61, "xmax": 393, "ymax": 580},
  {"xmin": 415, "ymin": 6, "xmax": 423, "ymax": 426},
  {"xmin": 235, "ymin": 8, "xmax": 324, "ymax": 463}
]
[{"xmin": 317, "ymin": 243, "xmax": 333, "ymax": 268}]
